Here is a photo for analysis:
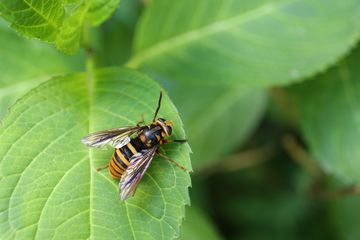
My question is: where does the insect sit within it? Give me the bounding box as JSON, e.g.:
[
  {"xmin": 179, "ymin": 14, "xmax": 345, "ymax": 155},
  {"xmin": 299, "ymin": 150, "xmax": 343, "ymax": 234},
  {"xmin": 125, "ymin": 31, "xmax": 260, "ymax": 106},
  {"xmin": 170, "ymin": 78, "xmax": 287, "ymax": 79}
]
[{"xmin": 81, "ymin": 91, "xmax": 187, "ymax": 200}]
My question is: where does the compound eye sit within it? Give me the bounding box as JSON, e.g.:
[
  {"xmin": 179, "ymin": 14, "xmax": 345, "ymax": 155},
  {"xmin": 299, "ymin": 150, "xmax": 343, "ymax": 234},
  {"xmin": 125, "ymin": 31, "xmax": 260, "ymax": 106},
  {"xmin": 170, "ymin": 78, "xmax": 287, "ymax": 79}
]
[
  {"xmin": 166, "ymin": 126, "xmax": 172, "ymax": 136},
  {"xmin": 158, "ymin": 118, "xmax": 165, "ymax": 122}
]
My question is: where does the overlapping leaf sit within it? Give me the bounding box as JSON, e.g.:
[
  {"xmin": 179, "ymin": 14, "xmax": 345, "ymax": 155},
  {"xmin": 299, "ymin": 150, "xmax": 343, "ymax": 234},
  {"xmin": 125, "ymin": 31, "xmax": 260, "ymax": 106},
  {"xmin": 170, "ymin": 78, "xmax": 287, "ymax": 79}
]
[
  {"xmin": 0, "ymin": 67, "xmax": 191, "ymax": 239},
  {"xmin": 289, "ymin": 45, "xmax": 360, "ymax": 182},
  {"xmin": 165, "ymin": 81, "xmax": 267, "ymax": 170},
  {"xmin": 86, "ymin": 0, "xmax": 121, "ymax": 26},
  {"xmin": 0, "ymin": 20, "xmax": 84, "ymax": 119},
  {"xmin": 129, "ymin": 0, "xmax": 360, "ymax": 87},
  {"xmin": 0, "ymin": 0, "xmax": 121, "ymax": 53}
]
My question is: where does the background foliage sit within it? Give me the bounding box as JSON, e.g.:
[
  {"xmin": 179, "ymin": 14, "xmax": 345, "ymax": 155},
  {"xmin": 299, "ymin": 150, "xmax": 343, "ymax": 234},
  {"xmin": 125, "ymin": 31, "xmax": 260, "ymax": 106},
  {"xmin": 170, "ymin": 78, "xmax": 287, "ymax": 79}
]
[{"xmin": 1, "ymin": 0, "xmax": 360, "ymax": 239}]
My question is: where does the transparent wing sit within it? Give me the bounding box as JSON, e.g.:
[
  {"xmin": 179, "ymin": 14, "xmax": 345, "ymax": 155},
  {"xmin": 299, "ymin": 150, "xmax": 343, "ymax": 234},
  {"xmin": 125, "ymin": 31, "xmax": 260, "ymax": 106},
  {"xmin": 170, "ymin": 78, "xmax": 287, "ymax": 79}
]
[
  {"xmin": 119, "ymin": 146, "xmax": 158, "ymax": 200},
  {"xmin": 81, "ymin": 126, "xmax": 140, "ymax": 149}
]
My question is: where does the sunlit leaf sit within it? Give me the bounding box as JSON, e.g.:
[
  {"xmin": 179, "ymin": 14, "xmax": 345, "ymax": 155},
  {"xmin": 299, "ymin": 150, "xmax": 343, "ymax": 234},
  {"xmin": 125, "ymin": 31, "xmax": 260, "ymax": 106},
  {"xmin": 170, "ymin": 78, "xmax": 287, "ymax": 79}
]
[
  {"xmin": 86, "ymin": 0, "xmax": 121, "ymax": 26},
  {"xmin": 0, "ymin": 0, "xmax": 121, "ymax": 53},
  {"xmin": 129, "ymin": 0, "xmax": 360, "ymax": 87},
  {"xmin": 0, "ymin": 67, "xmax": 191, "ymax": 239}
]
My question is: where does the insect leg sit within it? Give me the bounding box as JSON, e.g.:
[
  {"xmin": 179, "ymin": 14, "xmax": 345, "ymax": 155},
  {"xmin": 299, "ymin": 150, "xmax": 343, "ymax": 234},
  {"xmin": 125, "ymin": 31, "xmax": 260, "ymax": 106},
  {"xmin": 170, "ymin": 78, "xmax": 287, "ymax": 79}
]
[
  {"xmin": 136, "ymin": 113, "xmax": 145, "ymax": 127},
  {"xmin": 163, "ymin": 139, "xmax": 187, "ymax": 144},
  {"xmin": 156, "ymin": 151, "xmax": 188, "ymax": 171},
  {"xmin": 96, "ymin": 164, "xmax": 109, "ymax": 172},
  {"xmin": 152, "ymin": 91, "xmax": 163, "ymax": 122}
]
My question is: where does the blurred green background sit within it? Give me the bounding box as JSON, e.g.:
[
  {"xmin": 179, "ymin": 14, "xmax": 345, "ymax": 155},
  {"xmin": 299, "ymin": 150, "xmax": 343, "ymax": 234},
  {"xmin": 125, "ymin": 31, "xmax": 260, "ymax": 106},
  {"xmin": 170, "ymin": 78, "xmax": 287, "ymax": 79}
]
[{"xmin": 1, "ymin": 0, "xmax": 360, "ymax": 239}]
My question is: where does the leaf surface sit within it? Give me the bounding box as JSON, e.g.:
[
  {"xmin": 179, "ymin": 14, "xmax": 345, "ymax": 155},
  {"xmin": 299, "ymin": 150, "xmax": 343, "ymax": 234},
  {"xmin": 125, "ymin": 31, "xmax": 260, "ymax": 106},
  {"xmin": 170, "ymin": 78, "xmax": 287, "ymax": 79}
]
[
  {"xmin": 289, "ymin": 45, "xmax": 360, "ymax": 182},
  {"xmin": 0, "ymin": 20, "xmax": 84, "ymax": 119},
  {"xmin": 0, "ymin": 67, "xmax": 191, "ymax": 239},
  {"xmin": 0, "ymin": 0, "xmax": 121, "ymax": 53},
  {"xmin": 129, "ymin": 0, "xmax": 360, "ymax": 86},
  {"xmin": 166, "ymin": 82, "xmax": 267, "ymax": 170}
]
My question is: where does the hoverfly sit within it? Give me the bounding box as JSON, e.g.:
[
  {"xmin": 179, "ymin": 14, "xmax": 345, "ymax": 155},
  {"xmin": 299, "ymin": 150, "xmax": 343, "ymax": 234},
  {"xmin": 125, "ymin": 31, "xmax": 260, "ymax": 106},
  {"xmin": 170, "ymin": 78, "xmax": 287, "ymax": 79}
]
[{"xmin": 81, "ymin": 91, "xmax": 187, "ymax": 200}]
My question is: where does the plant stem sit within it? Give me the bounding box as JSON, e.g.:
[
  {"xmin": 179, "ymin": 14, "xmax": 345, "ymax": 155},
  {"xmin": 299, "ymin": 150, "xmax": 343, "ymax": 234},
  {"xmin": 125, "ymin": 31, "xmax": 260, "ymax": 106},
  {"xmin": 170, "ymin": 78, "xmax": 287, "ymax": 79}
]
[
  {"xmin": 282, "ymin": 134, "xmax": 324, "ymax": 178},
  {"xmin": 312, "ymin": 185, "xmax": 360, "ymax": 200},
  {"xmin": 196, "ymin": 144, "xmax": 276, "ymax": 178},
  {"xmin": 83, "ymin": 22, "xmax": 94, "ymax": 96},
  {"xmin": 282, "ymin": 134, "xmax": 360, "ymax": 199}
]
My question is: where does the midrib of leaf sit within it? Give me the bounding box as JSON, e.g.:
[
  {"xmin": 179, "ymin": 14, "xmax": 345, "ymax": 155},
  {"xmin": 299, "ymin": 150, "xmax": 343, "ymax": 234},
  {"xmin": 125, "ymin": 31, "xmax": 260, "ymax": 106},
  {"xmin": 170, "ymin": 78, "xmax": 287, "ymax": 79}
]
[
  {"xmin": 127, "ymin": 0, "xmax": 290, "ymax": 68},
  {"xmin": 83, "ymin": 22, "xmax": 95, "ymax": 239},
  {"xmin": 83, "ymin": 24, "xmax": 138, "ymax": 240}
]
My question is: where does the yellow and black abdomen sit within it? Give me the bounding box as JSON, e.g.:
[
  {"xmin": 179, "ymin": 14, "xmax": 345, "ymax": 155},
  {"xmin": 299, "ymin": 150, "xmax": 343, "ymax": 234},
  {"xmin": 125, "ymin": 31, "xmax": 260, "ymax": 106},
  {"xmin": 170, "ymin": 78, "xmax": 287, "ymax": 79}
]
[
  {"xmin": 108, "ymin": 127, "xmax": 161, "ymax": 179},
  {"xmin": 109, "ymin": 141, "xmax": 139, "ymax": 179}
]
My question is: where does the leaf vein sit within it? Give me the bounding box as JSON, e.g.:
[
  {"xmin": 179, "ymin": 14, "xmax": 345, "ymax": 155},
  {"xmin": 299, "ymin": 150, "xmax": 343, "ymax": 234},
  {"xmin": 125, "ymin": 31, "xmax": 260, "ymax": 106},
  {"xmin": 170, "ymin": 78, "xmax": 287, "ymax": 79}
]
[{"xmin": 33, "ymin": 156, "xmax": 88, "ymax": 239}]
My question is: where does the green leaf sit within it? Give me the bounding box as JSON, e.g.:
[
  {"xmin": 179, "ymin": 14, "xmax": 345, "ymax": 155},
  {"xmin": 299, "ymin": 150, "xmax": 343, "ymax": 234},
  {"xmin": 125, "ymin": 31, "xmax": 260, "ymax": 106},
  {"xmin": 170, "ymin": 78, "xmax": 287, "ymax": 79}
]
[
  {"xmin": 0, "ymin": 67, "xmax": 191, "ymax": 239},
  {"xmin": 96, "ymin": 0, "xmax": 142, "ymax": 67},
  {"xmin": 0, "ymin": 0, "xmax": 121, "ymax": 53},
  {"xmin": 179, "ymin": 207, "xmax": 222, "ymax": 240},
  {"xmin": 129, "ymin": 0, "xmax": 360, "ymax": 87},
  {"xmin": 166, "ymin": 82, "xmax": 267, "ymax": 170},
  {"xmin": 0, "ymin": 20, "xmax": 84, "ymax": 119},
  {"xmin": 86, "ymin": 0, "xmax": 121, "ymax": 26},
  {"xmin": 288, "ymin": 45, "xmax": 360, "ymax": 182}
]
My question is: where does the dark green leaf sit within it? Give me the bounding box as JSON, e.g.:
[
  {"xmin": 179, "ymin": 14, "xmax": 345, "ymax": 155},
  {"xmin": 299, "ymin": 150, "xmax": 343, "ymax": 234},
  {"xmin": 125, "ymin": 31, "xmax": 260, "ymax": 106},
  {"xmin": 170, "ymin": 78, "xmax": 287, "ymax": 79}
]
[
  {"xmin": 96, "ymin": 0, "xmax": 142, "ymax": 67},
  {"xmin": 129, "ymin": 0, "xmax": 360, "ymax": 87},
  {"xmin": 166, "ymin": 82, "xmax": 267, "ymax": 170},
  {"xmin": 329, "ymin": 195, "xmax": 360, "ymax": 240},
  {"xmin": 289, "ymin": 45, "xmax": 360, "ymax": 182},
  {"xmin": 179, "ymin": 207, "xmax": 222, "ymax": 240}
]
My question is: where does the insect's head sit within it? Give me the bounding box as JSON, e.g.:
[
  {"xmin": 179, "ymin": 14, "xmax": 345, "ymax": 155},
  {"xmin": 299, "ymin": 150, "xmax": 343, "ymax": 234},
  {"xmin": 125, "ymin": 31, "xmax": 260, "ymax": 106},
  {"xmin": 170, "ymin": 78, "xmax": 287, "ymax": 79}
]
[{"xmin": 156, "ymin": 118, "xmax": 173, "ymax": 137}]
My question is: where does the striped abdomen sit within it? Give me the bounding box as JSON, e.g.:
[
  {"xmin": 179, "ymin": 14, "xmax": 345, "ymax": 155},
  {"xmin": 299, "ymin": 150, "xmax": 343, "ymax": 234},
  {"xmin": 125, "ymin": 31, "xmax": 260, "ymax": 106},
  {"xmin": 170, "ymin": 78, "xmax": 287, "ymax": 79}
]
[{"xmin": 109, "ymin": 138, "xmax": 144, "ymax": 179}]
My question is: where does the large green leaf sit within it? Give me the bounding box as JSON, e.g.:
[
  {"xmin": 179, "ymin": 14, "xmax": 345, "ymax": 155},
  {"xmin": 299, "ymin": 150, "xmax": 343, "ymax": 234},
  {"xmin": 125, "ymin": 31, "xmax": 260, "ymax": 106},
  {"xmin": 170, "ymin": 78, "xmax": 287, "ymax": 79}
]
[
  {"xmin": 289, "ymin": 45, "xmax": 360, "ymax": 182},
  {"xmin": 0, "ymin": 0, "xmax": 120, "ymax": 53},
  {"xmin": 164, "ymin": 81, "xmax": 267, "ymax": 170},
  {"xmin": 179, "ymin": 206, "xmax": 222, "ymax": 240},
  {"xmin": 129, "ymin": 0, "xmax": 360, "ymax": 87},
  {"xmin": 0, "ymin": 67, "xmax": 191, "ymax": 239},
  {"xmin": 0, "ymin": 20, "xmax": 84, "ymax": 119}
]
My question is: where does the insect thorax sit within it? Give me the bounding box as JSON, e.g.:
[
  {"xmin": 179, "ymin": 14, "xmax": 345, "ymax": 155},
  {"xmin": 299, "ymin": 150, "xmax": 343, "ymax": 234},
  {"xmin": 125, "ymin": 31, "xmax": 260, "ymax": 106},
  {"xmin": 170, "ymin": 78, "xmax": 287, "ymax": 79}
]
[{"xmin": 139, "ymin": 125, "xmax": 164, "ymax": 148}]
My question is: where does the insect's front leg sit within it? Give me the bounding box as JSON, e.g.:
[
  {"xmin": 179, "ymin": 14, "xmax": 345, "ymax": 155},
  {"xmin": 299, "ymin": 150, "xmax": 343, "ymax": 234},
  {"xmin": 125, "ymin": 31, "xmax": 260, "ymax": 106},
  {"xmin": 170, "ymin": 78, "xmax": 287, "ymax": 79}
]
[
  {"xmin": 136, "ymin": 113, "xmax": 145, "ymax": 127},
  {"xmin": 163, "ymin": 139, "xmax": 187, "ymax": 144}
]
